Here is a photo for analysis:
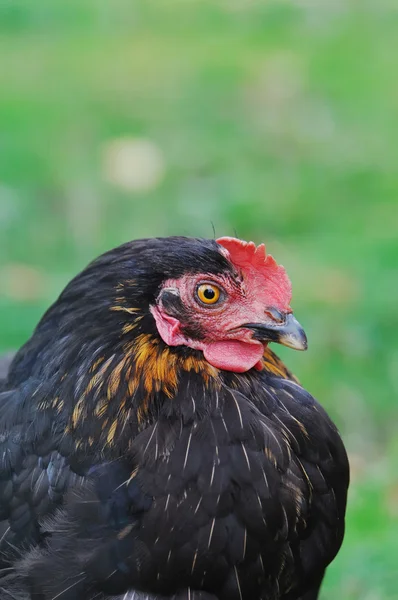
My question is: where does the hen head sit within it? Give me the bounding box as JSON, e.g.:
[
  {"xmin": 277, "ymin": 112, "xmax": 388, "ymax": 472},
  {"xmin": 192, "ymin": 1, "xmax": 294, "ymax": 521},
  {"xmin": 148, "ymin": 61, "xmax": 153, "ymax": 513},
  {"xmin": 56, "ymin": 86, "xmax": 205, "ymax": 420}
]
[{"xmin": 149, "ymin": 236, "xmax": 307, "ymax": 373}]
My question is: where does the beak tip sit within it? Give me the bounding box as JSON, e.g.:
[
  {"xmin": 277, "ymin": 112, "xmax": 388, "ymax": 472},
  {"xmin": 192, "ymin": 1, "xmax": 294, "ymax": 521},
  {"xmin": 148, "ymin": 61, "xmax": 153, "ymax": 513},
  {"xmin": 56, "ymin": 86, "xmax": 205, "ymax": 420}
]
[
  {"xmin": 301, "ymin": 339, "xmax": 308, "ymax": 351},
  {"xmin": 282, "ymin": 332, "xmax": 308, "ymax": 351},
  {"xmin": 283, "ymin": 318, "xmax": 308, "ymax": 351},
  {"xmin": 299, "ymin": 330, "xmax": 308, "ymax": 351}
]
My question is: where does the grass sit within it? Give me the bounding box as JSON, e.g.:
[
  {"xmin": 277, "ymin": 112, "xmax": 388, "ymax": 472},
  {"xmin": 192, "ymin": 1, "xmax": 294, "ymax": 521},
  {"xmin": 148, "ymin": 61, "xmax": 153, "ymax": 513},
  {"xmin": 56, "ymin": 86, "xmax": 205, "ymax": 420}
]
[{"xmin": 1, "ymin": 1, "xmax": 398, "ymax": 597}]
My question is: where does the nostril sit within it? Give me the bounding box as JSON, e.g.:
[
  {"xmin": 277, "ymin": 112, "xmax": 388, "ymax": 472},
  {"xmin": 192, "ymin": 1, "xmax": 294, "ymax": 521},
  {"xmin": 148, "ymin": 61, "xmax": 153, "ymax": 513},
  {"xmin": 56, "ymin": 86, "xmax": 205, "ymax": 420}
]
[{"xmin": 264, "ymin": 308, "xmax": 285, "ymax": 324}]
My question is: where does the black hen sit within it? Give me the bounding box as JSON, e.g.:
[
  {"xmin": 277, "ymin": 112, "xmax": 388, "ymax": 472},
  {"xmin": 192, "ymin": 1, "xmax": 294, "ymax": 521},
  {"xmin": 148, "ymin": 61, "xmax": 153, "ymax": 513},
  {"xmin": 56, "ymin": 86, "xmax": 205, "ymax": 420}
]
[{"xmin": 0, "ymin": 236, "xmax": 349, "ymax": 600}]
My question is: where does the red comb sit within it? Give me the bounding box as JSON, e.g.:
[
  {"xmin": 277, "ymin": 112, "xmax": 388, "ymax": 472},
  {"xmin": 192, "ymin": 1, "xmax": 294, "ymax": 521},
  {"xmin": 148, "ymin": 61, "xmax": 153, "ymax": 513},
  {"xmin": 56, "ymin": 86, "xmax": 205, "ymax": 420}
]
[{"xmin": 216, "ymin": 236, "xmax": 292, "ymax": 310}]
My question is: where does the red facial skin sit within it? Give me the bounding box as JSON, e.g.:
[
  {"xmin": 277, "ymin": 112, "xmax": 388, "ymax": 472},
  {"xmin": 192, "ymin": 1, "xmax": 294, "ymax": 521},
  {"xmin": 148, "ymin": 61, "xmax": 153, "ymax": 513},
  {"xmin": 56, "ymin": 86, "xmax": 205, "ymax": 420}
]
[{"xmin": 151, "ymin": 237, "xmax": 293, "ymax": 373}]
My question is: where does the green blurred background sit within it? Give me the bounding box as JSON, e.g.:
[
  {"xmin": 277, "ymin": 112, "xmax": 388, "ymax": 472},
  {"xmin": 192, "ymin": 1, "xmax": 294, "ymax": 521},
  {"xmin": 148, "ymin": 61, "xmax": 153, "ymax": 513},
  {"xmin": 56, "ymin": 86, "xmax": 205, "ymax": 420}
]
[{"xmin": 0, "ymin": 1, "xmax": 397, "ymax": 597}]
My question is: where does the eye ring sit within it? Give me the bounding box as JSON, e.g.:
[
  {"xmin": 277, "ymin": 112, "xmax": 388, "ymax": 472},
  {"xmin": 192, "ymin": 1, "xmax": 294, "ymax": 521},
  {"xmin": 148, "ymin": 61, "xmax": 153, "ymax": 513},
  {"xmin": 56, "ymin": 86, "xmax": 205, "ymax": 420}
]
[{"xmin": 196, "ymin": 283, "xmax": 222, "ymax": 306}]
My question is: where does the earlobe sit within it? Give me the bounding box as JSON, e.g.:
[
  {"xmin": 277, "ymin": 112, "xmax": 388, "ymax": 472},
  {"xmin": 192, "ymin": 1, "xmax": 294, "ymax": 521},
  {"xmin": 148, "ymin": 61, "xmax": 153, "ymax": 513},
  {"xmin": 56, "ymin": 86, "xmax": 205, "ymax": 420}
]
[{"xmin": 150, "ymin": 305, "xmax": 187, "ymax": 347}]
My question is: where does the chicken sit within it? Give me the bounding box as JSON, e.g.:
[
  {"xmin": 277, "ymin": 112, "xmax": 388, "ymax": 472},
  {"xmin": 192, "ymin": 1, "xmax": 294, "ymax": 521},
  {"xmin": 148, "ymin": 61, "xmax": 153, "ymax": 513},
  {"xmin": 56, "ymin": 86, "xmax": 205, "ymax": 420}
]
[{"xmin": 0, "ymin": 236, "xmax": 349, "ymax": 600}]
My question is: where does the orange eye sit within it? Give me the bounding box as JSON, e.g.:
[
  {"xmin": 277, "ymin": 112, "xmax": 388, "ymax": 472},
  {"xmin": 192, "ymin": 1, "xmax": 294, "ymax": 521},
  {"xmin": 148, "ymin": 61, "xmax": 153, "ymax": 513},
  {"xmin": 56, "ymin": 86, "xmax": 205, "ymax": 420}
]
[{"xmin": 196, "ymin": 283, "xmax": 221, "ymax": 305}]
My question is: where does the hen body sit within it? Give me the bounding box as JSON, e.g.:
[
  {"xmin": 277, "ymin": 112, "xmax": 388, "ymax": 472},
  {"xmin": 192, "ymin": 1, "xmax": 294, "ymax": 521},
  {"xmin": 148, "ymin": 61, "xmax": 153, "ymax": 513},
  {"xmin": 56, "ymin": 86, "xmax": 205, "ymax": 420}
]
[{"xmin": 0, "ymin": 237, "xmax": 349, "ymax": 600}]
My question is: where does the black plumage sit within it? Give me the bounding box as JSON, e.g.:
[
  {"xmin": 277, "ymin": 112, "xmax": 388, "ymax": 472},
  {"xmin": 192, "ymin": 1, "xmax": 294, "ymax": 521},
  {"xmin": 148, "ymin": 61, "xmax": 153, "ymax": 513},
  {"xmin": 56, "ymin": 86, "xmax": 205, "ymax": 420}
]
[{"xmin": 0, "ymin": 237, "xmax": 349, "ymax": 600}]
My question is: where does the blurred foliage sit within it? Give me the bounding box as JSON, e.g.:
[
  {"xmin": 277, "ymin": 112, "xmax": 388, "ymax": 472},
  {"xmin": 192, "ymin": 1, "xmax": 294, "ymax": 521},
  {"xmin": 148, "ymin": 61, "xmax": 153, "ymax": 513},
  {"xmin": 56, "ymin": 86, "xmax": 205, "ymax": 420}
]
[{"xmin": 0, "ymin": 1, "xmax": 398, "ymax": 597}]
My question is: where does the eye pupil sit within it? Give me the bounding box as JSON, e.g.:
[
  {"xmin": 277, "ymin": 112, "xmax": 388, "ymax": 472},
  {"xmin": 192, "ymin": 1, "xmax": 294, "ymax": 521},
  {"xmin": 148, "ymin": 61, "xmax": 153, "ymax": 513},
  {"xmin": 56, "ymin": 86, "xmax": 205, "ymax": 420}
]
[{"xmin": 204, "ymin": 288, "xmax": 215, "ymax": 300}]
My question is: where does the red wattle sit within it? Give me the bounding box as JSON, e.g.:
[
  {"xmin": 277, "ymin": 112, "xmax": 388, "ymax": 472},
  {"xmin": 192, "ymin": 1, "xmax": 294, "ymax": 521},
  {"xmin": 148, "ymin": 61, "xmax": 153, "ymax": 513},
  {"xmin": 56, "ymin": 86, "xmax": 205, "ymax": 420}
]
[{"xmin": 203, "ymin": 340, "xmax": 264, "ymax": 373}]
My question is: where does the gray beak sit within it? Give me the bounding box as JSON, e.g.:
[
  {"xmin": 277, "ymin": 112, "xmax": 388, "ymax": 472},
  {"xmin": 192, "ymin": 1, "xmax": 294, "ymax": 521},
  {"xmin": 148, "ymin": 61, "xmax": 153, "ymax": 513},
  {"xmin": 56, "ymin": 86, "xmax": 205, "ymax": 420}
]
[{"xmin": 244, "ymin": 313, "xmax": 308, "ymax": 351}]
